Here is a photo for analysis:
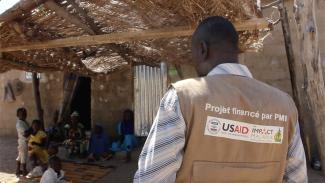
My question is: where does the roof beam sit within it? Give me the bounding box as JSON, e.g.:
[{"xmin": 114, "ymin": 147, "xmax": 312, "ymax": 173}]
[
  {"xmin": 9, "ymin": 21, "xmax": 28, "ymax": 39},
  {"xmin": 44, "ymin": 0, "xmax": 95, "ymax": 35},
  {"xmin": 3, "ymin": 21, "xmax": 96, "ymax": 76},
  {"xmin": 0, "ymin": 18, "xmax": 271, "ymax": 52},
  {"xmin": 65, "ymin": 0, "xmax": 102, "ymax": 34},
  {"xmin": 64, "ymin": 0, "xmax": 157, "ymax": 64},
  {"xmin": 0, "ymin": 58, "xmax": 57, "ymax": 72}
]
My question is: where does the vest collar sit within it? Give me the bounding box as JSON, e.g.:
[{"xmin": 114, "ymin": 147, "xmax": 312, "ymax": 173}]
[{"xmin": 207, "ymin": 63, "xmax": 253, "ymax": 78}]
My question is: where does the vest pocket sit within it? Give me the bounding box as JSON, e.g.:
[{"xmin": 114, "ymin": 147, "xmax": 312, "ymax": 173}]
[{"xmin": 191, "ymin": 161, "xmax": 281, "ymax": 183}]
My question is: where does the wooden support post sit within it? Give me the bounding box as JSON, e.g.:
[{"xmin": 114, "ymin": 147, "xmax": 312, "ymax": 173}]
[
  {"xmin": 278, "ymin": 2, "xmax": 312, "ymax": 159},
  {"xmin": 32, "ymin": 72, "xmax": 44, "ymax": 128},
  {"xmin": 58, "ymin": 73, "xmax": 79, "ymax": 123},
  {"xmin": 279, "ymin": 5, "xmax": 299, "ymax": 103},
  {"xmin": 294, "ymin": 0, "xmax": 325, "ymax": 174}
]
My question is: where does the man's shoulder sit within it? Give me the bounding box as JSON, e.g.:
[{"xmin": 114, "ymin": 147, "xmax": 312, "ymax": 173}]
[
  {"xmin": 172, "ymin": 75, "xmax": 239, "ymax": 89},
  {"xmin": 172, "ymin": 77, "xmax": 204, "ymax": 89},
  {"xmin": 251, "ymin": 78, "xmax": 295, "ymax": 102}
]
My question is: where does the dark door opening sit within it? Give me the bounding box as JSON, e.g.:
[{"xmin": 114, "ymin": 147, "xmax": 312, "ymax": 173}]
[{"xmin": 70, "ymin": 77, "xmax": 91, "ymax": 130}]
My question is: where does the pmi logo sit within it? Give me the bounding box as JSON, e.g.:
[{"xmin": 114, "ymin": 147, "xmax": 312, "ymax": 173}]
[
  {"xmin": 208, "ymin": 119, "xmax": 221, "ymax": 134},
  {"xmin": 207, "ymin": 119, "xmax": 222, "ymax": 134}
]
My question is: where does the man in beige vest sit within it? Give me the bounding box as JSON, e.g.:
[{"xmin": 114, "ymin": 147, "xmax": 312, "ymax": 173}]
[{"xmin": 134, "ymin": 16, "xmax": 307, "ymax": 183}]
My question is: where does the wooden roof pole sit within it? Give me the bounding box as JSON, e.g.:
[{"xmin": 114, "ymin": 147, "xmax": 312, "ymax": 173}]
[
  {"xmin": 0, "ymin": 18, "xmax": 270, "ymax": 52},
  {"xmin": 0, "ymin": 58, "xmax": 57, "ymax": 72},
  {"xmin": 45, "ymin": 1, "xmax": 155, "ymax": 72},
  {"xmin": 65, "ymin": 0, "xmax": 102, "ymax": 34},
  {"xmin": 62, "ymin": 0, "xmax": 159, "ymax": 64},
  {"xmin": 44, "ymin": 0, "xmax": 95, "ymax": 35},
  {"xmin": 19, "ymin": 21, "xmax": 96, "ymax": 75},
  {"xmin": 293, "ymin": 0, "xmax": 325, "ymax": 173},
  {"xmin": 0, "ymin": 0, "xmax": 47, "ymax": 22},
  {"xmin": 9, "ymin": 21, "xmax": 28, "ymax": 39},
  {"xmin": 2, "ymin": 22, "xmax": 56, "ymax": 72}
]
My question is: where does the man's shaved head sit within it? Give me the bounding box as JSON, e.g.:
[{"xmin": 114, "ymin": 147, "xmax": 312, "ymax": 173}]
[
  {"xmin": 191, "ymin": 16, "xmax": 239, "ymax": 76},
  {"xmin": 193, "ymin": 16, "xmax": 239, "ymax": 52}
]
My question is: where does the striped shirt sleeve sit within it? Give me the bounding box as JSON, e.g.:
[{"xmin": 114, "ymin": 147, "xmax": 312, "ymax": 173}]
[
  {"xmin": 283, "ymin": 122, "xmax": 308, "ymax": 183},
  {"xmin": 133, "ymin": 88, "xmax": 186, "ymax": 183}
]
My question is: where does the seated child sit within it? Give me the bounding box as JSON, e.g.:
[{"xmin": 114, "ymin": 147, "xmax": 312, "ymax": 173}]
[
  {"xmin": 40, "ymin": 156, "xmax": 67, "ymax": 183},
  {"xmin": 28, "ymin": 120, "xmax": 49, "ymax": 168}
]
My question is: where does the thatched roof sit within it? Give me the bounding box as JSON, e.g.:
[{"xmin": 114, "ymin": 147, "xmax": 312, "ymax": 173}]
[{"xmin": 0, "ymin": 0, "xmax": 271, "ymax": 76}]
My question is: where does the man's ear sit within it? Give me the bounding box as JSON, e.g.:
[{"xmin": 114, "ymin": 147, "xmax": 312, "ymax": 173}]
[{"xmin": 200, "ymin": 41, "xmax": 208, "ymax": 60}]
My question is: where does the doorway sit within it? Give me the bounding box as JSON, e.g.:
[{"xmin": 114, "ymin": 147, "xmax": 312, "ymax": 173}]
[{"xmin": 70, "ymin": 77, "xmax": 91, "ymax": 130}]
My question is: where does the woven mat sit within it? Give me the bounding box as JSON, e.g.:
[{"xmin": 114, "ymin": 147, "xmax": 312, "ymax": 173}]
[
  {"xmin": 62, "ymin": 162, "xmax": 115, "ymax": 183},
  {"xmin": 12, "ymin": 162, "xmax": 115, "ymax": 183}
]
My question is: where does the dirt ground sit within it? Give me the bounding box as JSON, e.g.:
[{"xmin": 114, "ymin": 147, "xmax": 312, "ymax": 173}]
[{"xmin": 0, "ymin": 136, "xmax": 324, "ymax": 183}]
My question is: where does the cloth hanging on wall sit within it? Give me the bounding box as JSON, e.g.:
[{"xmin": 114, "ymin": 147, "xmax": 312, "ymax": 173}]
[
  {"xmin": 3, "ymin": 82, "xmax": 16, "ymax": 102},
  {"xmin": 12, "ymin": 78, "xmax": 24, "ymax": 96}
]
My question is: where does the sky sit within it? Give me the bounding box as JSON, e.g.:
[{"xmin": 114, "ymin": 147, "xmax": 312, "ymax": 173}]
[{"xmin": 0, "ymin": 0, "xmax": 20, "ymax": 15}]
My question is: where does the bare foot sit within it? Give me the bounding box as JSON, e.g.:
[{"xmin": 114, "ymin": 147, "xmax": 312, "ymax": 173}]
[
  {"xmin": 15, "ymin": 170, "xmax": 22, "ymax": 177},
  {"xmin": 22, "ymin": 169, "xmax": 28, "ymax": 176}
]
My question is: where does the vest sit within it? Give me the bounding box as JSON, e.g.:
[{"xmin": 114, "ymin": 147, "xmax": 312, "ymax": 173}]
[{"xmin": 172, "ymin": 75, "xmax": 297, "ymax": 183}]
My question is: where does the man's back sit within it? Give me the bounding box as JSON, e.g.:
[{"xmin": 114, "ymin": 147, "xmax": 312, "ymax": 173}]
[
  {"xmin": 173, "ymin": 75, "xmax": 297, "ymax": 183},
  {"xmin": 134, "ymin": 16, "xmax": 307, "ymax": 183}
]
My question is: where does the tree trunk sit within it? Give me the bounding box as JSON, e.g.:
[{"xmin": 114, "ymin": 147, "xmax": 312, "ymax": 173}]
[
  {"xmin": 32, "ymin": 72, "xmax": 44, "ymax": 127},
  {"xmin": 294, "ymin": 0, "xmax": 325, "ymax": 174}
]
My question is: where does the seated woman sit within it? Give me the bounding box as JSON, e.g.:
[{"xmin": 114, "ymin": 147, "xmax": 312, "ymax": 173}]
[
  {"xmin": 63, "ymin": 111, "xmax": 86, "ymax": 156},
  {"xmin": 64, "ymin": 111, "xmax": 85, "ymax": 138},
  {"xmin": 27, "ymin": 120, "xmax": 49, "ymax": 176},
  {"xmin": 87, "ymin": 125, "xmax": 110, "ymax": 161},
  {"xmin": 111, "ymin": 109, "xmax": 137, "ymax": 162}
]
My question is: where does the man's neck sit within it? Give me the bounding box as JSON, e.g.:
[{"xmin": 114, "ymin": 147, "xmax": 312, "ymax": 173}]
[
  {"xmin": 214, "ymin": 57, "xmax": 238, "ymax": 65},
  {"xmin": 207, "ymin": 59, "xmax": 238, "ymax": 74}
]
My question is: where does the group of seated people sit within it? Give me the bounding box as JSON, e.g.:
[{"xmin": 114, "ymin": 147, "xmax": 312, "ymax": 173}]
[{"xmin": 16, "ymin": 107, "xmax": 137, "ymax": 181}]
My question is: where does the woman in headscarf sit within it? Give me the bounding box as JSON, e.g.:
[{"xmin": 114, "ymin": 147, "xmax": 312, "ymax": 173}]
[
  {"xmin": 88, "ymin": 124, "xmax": 110, "ymax": 161},
  {"xmin": 118, "ymin": 109, "xmax": 137, "ymax": 162}
]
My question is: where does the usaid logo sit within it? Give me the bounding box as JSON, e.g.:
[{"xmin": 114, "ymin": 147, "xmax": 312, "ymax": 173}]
[{"xmin": 207, "ymin": 119, "xmax": 221, "ymax": 134}]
